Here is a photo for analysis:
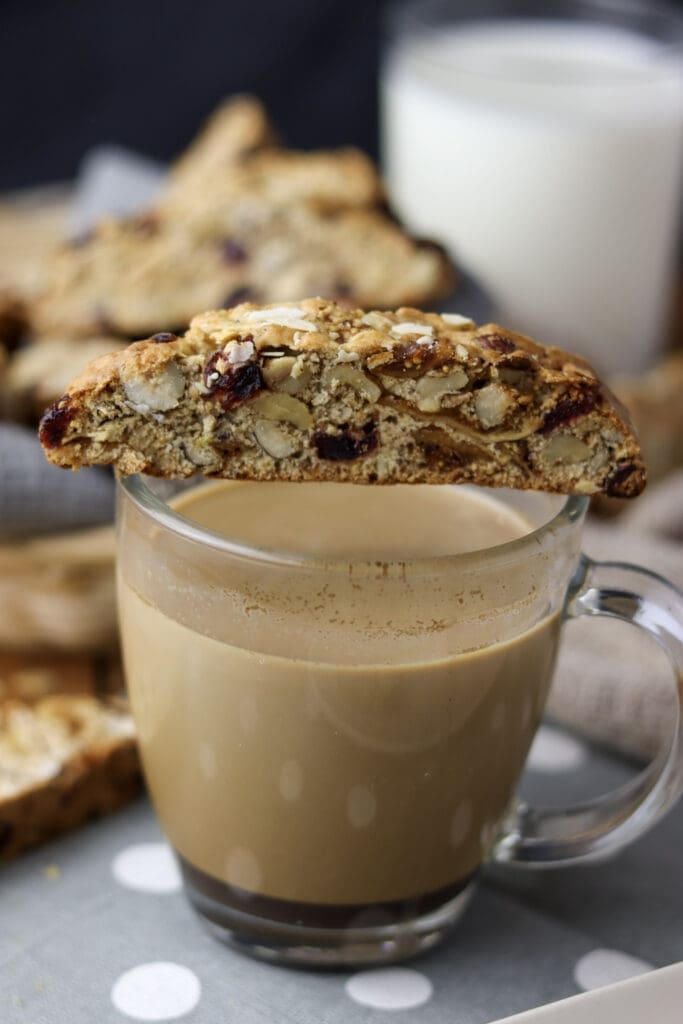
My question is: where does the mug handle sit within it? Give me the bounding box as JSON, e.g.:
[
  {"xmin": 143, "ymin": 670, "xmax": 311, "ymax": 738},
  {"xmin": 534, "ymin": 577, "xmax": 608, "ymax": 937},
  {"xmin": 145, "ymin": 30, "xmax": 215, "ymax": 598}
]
[{"xmin": 493, "ymin": 554, "xmax": 683, "ymax": 867}]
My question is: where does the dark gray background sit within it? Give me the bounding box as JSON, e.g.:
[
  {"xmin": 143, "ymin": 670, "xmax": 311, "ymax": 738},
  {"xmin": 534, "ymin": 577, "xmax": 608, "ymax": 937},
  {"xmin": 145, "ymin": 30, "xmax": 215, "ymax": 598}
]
[
  {"xmin": 1, "ymin": 0, "xmax": 383, "ymax": 190},
  {"xmin": 5, "ymin": 0, "xmax": 681, "ymax": 192}
]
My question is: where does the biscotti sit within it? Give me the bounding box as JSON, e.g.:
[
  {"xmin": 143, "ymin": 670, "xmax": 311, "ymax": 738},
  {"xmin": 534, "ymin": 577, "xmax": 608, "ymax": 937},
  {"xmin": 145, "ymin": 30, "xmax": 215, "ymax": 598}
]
[
  {"xmin": 161, "ymin": 94, "xmax": 276, "ymax": 207},
  {"xmin": 0, "ymin": 695, "xmax": 140, "ymax": 861},
  {"xmin": 39, "ymin": 299, "xmax": 645, "ymax": 497},
  {"xmin": 30, "ymin": 97, "xmax": 454, "ymax": 339}
]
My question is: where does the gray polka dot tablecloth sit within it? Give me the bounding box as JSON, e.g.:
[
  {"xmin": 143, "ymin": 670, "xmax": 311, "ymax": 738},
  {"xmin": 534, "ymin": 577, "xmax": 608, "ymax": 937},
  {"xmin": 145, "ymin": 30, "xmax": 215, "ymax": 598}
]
[{"xmin": 1, "ymin": 724, "xmax": 682, "ymax": 1023}]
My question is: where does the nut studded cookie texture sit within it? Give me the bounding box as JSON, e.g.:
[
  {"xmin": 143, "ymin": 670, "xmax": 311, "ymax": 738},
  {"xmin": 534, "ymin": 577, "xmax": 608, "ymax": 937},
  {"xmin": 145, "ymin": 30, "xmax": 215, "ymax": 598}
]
[
  {"xmin": 31, "ymin": 205, "xmax": 451, "ymax": 339},
  {"xmin": 29, "ymin": 96, "xmax": 454, "ymax": 339},
  {"xmin": 39, "ymin": 299, "xmax": 645, "ymax": 498}
]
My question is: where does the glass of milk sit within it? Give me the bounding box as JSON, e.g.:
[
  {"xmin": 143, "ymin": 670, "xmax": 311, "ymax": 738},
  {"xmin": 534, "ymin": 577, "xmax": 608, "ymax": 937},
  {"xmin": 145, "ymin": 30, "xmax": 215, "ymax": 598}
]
[{"xmin": 382, "ymin": 0, "xmax": 683, "ymax": 373}]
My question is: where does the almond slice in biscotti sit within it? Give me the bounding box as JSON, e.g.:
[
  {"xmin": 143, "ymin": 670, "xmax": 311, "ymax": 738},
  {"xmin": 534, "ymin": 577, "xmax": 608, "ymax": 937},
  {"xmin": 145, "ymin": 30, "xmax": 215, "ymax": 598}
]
[{"xmin": 38, "ymin": 298, "xmax": 646, "ymax": 498}]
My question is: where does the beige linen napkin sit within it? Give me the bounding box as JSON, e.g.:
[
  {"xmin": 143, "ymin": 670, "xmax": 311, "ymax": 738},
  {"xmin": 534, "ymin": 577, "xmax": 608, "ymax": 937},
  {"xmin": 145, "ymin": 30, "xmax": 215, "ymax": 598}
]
[{"xmin": 549, "ymin": 471, "xmax": 683, "ymax": 762}]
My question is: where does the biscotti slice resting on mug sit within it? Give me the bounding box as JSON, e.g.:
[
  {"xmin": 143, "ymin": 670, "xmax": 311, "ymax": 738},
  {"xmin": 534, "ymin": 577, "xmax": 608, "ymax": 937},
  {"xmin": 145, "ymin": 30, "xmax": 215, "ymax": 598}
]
[{"xmin": 39, "ymin": 298, "xmax": 645, "ymax": 498}]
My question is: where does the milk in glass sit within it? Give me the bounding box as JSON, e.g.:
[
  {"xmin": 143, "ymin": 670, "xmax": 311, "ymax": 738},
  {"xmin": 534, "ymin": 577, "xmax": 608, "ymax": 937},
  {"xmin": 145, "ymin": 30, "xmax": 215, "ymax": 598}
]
[{"xmin": 383, "ymin": 21, "xmax": 683, "ymax": 372}]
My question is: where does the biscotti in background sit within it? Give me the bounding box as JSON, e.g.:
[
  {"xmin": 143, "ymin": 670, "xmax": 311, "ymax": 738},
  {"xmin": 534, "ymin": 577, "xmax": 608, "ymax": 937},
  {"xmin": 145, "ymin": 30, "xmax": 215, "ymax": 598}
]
[{"xmin": 0, "ymin": 694, "xmax": 140, "ymax": 862}]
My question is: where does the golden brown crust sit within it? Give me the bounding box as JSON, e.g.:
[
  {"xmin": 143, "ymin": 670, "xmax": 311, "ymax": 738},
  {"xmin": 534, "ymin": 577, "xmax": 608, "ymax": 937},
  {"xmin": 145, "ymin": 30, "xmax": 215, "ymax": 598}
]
[{"xmin": 39, "ymin": 299, "xmax": 646, "ymax": 498}]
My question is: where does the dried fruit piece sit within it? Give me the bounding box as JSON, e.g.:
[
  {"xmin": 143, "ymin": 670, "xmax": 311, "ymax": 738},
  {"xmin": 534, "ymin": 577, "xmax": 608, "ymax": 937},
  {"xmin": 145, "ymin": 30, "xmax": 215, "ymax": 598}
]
[
  {"xmin": 204, "ymin": 352, "xmax": 264, "ymax": 410},
  {"xmin": 604, "ymin": 461, "xmax": 640, "ymax": 497},
  {"xmin": 499, "ymin": 353, "xmax": 536, "ymax": 371},
  {"xmin": 416, "ymin": 426, "xmax": 493, "ymax": 465},
  {"xmin": 370, "ymin": 341, "xmax": 434, "ymax": 377},
  {"xmin": 38, "ymin": 398, "xmax": 75, "ymax": 449},
  {"xmin": 151, "ymin": 332, "xmax": 177, "ymax": 344},
  {"xmin": 312, "ymin": 423, "xmax": 378, "ymax": 461},
  {"xmin": 541, "ymin": 392, "xmax": 597, "ymax": 433},
  {"xmin": 479, "ymin": 333, "xmax": 516, "ymax": 355},
  {"xmin": 221, "ymin": 239, "xmax": 248, "ymax": 264}
]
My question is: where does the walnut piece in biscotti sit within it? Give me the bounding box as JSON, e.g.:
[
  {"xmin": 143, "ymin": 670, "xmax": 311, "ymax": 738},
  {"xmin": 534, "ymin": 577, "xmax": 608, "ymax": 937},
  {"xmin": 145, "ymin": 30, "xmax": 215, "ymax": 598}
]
[{"xmin": 38, "ymin": 299, "xmax": 646, "ymax": 498}]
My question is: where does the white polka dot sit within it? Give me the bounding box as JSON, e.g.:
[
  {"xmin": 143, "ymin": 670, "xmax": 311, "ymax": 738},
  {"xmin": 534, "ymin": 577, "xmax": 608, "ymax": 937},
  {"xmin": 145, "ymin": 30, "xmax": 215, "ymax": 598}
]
[
  {"xmin": 112, "ymin": 843, "xmax": 181, "ymax": 894},
  {"xmin": 239, "ymin": 695, "xmax": 258, "ymax": 736},
  {"xmin": 278, "ymin": 759, "xmax": 303, "ymax": 802},
  {"xmin": 111, "ymin": 962, "xmax": 200, "ymax": 1021},
  {"xmin": 346, "ymin": 968, "xmax": 433, "ymax": 1010},
  {"xmin": 198, "ymin": 741, "xmax": 217, "ymax": 781},
  {"xmin": 527, "ymin": 725, "xmax": 586, "ymax": 772},
  {"xmin": 225, "ymin": 847, "xmax": 262, "ymax": 891},
  {"xmin": 449, "ymin": 801, "xmax": 472, "ymax": 849},
  {"xmin": 574, "ymin": 949, "xmax": 653, "ymax": 992},
  {"xmin": 490, "ymin": 701, "xmax": 506, "ymax": 734},
  {"xmin": 347, "ymin": 785, "xmax": 377, "ymax": 828}
]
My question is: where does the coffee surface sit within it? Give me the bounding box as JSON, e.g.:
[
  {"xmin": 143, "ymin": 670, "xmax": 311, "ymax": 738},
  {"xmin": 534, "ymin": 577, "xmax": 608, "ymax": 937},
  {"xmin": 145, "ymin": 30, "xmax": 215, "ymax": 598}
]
[
  {"xmin": 169, "ymin": 480, "xmax": 530, "ymax": 559},
  {"xmin": 119, "ymin": 482, "xmax": 559, "ymax": 906}
]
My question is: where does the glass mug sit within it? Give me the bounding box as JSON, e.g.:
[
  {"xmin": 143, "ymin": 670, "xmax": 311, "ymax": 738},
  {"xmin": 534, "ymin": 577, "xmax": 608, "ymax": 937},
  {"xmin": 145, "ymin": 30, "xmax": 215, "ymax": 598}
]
[{"xmin": 117, "ymin": 478, "xmax": 683, "ymax": 967}]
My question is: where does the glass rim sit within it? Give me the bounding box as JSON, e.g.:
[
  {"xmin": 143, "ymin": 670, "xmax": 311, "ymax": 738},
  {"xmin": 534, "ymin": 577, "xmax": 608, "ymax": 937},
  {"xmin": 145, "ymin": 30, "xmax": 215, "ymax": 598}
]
[
  {"xmin": 118, "ymin": 474, "xmax": 589, "ymax": 576},
  {"xmin": 384, "ymin": 0, "xmax": 683, "ymax": 85}
]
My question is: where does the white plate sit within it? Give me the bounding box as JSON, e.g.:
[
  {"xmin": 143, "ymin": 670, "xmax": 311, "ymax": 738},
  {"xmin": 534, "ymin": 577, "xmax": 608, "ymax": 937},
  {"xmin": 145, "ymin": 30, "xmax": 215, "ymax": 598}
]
[{"xmin": 493, "ymin": 962, "xmax": 683, "ymax": 1024}]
